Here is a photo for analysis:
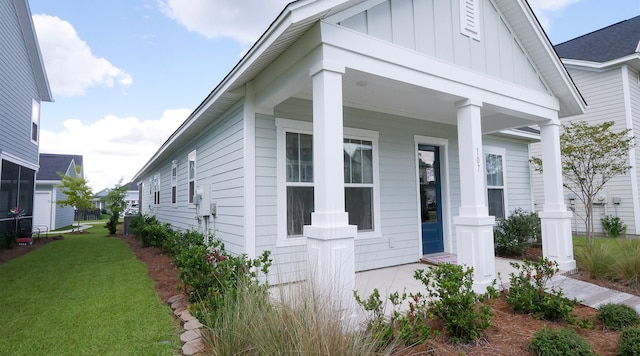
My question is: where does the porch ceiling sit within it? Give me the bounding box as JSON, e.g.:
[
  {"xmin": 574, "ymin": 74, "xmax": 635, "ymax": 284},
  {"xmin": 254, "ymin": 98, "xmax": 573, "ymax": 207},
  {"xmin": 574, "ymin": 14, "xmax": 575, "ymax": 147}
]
[{"xmin": 293, "ymin": 69, "xmax": 542, "ymax": 133}]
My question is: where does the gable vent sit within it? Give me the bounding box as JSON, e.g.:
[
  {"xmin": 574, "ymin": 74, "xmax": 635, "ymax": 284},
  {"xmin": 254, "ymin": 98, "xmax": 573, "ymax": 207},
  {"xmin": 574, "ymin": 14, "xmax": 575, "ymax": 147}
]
[{"xmin": 460, "ymin": 0, "xmax": 481, "ymax": 41}]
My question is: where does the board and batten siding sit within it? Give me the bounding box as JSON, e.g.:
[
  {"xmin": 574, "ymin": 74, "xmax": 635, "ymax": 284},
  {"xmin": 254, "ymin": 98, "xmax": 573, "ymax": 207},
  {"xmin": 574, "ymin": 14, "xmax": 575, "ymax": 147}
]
[
  {"xmin": 0, "ymin": 0, "xmax": 41, "ymax": 164},
  {"xmin": 338, "ymin": 0, "xmax": 549, "ymax": 95},
  {"xmin": 139, "ymin": 105, "xmax": 247, "ymax": 256},
  {"xmin": 532, "ymin": 65, "xmax": 637, "ymax": 235}
]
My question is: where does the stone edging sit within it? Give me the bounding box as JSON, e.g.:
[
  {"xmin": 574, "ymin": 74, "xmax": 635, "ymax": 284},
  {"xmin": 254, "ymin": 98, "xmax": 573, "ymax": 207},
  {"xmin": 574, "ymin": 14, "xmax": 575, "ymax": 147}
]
[{"xmin": 167, "ymin": 295, "xmax": 205, "ymax": 355}]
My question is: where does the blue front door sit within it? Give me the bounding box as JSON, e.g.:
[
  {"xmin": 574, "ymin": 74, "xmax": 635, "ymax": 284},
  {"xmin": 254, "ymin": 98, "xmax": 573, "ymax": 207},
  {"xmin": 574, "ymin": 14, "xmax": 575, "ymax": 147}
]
[{"xmin": 419, "ymin": 145, "xmax": 444, "ymax": 254}]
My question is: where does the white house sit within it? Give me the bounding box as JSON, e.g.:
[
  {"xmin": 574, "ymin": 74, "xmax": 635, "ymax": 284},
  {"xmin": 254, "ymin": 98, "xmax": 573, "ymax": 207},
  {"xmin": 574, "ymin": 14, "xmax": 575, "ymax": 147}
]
[
  {"xmin": 34, "ymin": 154, "xmax": 83, "ymax": 231},
  {"xmin": 531, "ymin": 15, "xmax": 640, "ymax": 236},
  {"xmin": 133, "ymin": 0, "xmax": 584, "ymax": 296}
]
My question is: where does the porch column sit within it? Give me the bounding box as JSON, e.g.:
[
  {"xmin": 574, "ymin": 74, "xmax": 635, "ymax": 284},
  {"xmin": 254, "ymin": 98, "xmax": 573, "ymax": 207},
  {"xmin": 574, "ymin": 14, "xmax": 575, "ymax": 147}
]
[
  {"xmin": 304, "ymin": 62, "xmax": 357, "ymax": 313},
  {"xmin": 454, "ymin": 99, "xmax": 495, "ymax": 293},
  {"xmin": 538, "ymin": 121, "xmax": 575, "ymax": 270}
]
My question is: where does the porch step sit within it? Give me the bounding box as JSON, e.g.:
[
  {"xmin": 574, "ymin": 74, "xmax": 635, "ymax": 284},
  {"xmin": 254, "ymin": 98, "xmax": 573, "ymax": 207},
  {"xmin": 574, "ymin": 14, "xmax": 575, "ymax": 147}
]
[{"xmin": 420, "ymin": 252, "xmax": 457, "ymax": 266}]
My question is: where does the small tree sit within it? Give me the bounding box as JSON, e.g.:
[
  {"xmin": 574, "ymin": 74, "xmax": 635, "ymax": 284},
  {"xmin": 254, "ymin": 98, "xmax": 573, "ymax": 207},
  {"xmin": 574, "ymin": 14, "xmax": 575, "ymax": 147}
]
[
  {"xmin": 531, "ymin": 121, "xmax": 634, "ymax": 239},
  {"xmin": 104, "ymin": 179, "xmax": 128, "ymax": 235},
  {"xmin": 56, "ymin": 166, "xmax": 93, "ymax": 232}
]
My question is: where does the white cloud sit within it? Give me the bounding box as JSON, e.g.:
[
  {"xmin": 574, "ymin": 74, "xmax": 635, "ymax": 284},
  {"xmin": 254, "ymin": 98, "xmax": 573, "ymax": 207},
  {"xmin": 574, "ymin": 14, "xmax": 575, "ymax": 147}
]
[
  {"xmin": 40, "ymin": 109, "xmax": 190, "ymax": 191},
  {"xmin": 159, "ymin": 0, "xmax": 290, "ymax": 44},
  {"xmin": 528, "ymin": 0, "xmax": 582, "ymax": 29},
  {"xmin": 32, "ymin": 14, "xmax": 133, "ymax": 97}
]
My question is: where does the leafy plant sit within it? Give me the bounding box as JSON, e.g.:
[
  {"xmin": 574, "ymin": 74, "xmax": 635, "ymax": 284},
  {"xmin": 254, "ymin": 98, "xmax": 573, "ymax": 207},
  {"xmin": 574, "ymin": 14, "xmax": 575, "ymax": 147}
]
[
  {"xmin": 415, "ymin": 263, "xmax": 498, "ymax": 344},
  {"xmin": 103, "ymin": 180, "xmax": 129, "ymax": 235},
  {"xmin": 529, "ymin": 327, "xmax": 595, "ymax": 356},
  {"xmin": 55, "ymin": 165, "xmax": 93, "ymax": 232},
  {"xmin": 618, "ymin": 327, "xmax": 640, "ymax": 356},
  {"xmin": 601, "ymin": 215, "xmax": 626, "ymax": 238},
  {"xmin": 494, "ymin": 208, "xmax": 541, "ymax": 256},
  {"xmin": 0, "ymin": 231, "xmax": 16, "ymax": 250},
  {"xmin": 504, "ymin": 257, "xmax": 577, "ymax": 321},
  {"xmin": 596, "ymin": 303, "xmax": 640, "ymax": 331}
]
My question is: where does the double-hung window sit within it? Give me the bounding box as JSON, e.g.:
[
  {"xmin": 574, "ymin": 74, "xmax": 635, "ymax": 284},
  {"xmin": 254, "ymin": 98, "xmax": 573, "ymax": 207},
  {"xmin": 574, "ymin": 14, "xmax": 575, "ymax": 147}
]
[
  {"xmin": 171, "ymin": 162, "xmax": 177, "ymax": 205},
  {"xmin": 31, "ymin": 99, "xmax": 40, "ymax": 144},
  {"xmin": 484, "ymin": 147, "xmax": 506, "ymax": 219},
  {"xmin": 277, "ymin": 119, "xmax": 380, "ymax": 242},
  {"xmin": 188, "ymin": 150, "xmax": 196, "ymax": 204},
  {"xmin": 152, "ymin": 174, "xmax": 161, "ymax": 205}
]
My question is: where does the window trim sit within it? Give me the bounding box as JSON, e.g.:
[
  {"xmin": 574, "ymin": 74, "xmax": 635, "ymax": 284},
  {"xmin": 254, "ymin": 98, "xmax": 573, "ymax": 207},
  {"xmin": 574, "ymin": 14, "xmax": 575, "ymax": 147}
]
[
  {"xmin": 152, "ymin": 174, "xmax": 161, "ymax": 205},
  {"xmin": 188, "ymin": 150, "xmax": 196, "ymax": 204},
  {"xmin": 484, "ymin": 146, "xmax": 508, "ymax": 219},
  {"xmin": 171, "ymin": 162, "xmax": 178, "ymax": 206},
  {"xmin": 275, "ymin": 118, "xmax": 381, "ymax": 247},
  {"xmin": 31, "ymin": 99, "xmax": 40, "ymax": 145}
]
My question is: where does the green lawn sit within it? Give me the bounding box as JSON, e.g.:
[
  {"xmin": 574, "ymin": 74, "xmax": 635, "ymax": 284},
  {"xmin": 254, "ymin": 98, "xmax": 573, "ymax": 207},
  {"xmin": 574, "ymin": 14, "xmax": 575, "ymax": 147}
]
[{"xmin": 0, "ymin": 226, "xmax": 180, "ymax": 355}]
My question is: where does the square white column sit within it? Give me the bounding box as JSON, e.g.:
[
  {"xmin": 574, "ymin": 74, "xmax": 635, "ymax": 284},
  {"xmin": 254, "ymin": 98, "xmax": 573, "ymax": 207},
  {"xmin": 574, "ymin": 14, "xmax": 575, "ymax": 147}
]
[
  {"xmin": 454, "ymin": 99, "xmax": 496, "ymax": 293},
  {"xmin": 304, "ymin": 62, "xmax": 357, "ymax": 316},
  {"xmin": 539, "ymin": 122, "xmax": 575, "ymax": 270}
]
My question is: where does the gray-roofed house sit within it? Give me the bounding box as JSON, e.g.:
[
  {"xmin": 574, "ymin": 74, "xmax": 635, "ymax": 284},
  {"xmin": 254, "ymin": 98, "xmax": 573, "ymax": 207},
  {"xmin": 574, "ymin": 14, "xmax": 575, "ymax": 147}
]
[
  {"xmin": 0, "ymin": 0, "xmax": 52, "ymax": 237},
  {"xmin": 132, "ymin": 0, "xmax": 585, "ymax": 300},
  {"xmin": 531, "ymin": 15, "xmax": 640, "ymax": 236},
  {"xmin": 33, "ymin": 154, "xmax": 83, "ymax": 231}
]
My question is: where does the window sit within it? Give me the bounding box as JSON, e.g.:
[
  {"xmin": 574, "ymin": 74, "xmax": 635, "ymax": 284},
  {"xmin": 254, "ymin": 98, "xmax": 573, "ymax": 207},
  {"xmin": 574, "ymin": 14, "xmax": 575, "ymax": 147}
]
[
  {"xmin": 31, "ymin": 99, "xmax": 40, "ymax": 144},
  {"xmin": 276, "ymin": 119, "xmax": 380, "ymax": 241},
  {"xmin": 485, "ymin": 147, "xmax": 506, "ymax": 219},
  {"xmin": 171, "ymin": 163, "xmax": 177, "ymax": 205},
  {"xmin": 344, "ymin": 138, "xmax": 374, "ymax": 231},
  {"xmin": 188, "ymin": 150, "xmax": 196, "ymax": 204},
  {"xmin": 152, "ymin": 174, "xmax": 160, "ymax": 205}
]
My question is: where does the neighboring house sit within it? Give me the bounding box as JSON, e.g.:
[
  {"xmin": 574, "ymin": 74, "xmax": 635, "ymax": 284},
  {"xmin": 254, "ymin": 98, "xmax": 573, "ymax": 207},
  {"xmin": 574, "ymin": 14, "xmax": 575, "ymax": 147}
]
[
  {"xmin": 531, "ymin": 15, "xmax": 640, "ymax": 236},
  {"xmin": 92, "ymin": 182, "xmax": 139, "ymax": 212},
  {"xmin": 34, "ymin": 154, "xmax": 83, "ymax": 231},
  {"xmin": 0, "ymin": 0, "xmax": 52, "ymax": 236},
  {"xmin": 133, "ymin": 0, "xmax": 584, "ymax": 295}
]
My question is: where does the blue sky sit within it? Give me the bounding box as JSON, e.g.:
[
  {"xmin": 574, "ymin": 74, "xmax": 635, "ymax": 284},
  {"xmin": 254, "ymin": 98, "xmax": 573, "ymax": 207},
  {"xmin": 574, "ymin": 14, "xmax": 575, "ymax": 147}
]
[{"xmin": 28, "ymin": 0, "xmax": 640, "ymax": 191}]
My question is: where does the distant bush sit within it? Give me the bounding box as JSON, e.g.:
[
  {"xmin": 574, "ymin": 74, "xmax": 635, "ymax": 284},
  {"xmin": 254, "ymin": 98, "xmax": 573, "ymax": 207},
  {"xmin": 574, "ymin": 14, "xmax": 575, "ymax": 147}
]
[
  {"xmin": 494, "ymin": 208, "xmax": 541, "ymax": 257},
  {"xmin": 529, "ymin": 327, "xmax": 595, "ymax": 356},
  {"xmin": 601, "ymin": 215, "xmax": 626, "ymax": 238},
  {"xmin": 596, "ymin": 303, "xmax": 640, "ymax": 331}
]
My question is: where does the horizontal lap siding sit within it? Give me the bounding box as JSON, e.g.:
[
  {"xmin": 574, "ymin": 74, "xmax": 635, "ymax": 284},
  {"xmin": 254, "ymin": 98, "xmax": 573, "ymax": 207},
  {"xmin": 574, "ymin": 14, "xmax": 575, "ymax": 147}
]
[
  {"xmin": 0, "ymin": 0, "xmax": 40, "ymax": 164},
  {"xmin": 141, "ymin": 105, "xmax": 246, "ymax": 255}
]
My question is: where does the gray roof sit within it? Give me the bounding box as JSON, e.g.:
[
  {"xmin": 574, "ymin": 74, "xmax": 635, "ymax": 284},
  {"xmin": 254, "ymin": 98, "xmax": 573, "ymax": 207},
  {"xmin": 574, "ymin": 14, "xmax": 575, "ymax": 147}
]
[
  {"xmin": 555, "ymin": 15, "xmax": 640, "ymax": 63},
  {"xmin": 38, "ymin": 153, "xmax": 83, "ymax": 181}
]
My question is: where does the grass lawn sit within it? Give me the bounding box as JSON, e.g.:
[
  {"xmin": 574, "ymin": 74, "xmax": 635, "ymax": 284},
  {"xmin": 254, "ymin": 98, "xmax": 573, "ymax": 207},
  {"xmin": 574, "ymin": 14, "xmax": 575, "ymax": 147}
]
[{"xmin": 0, "ymin": 226, "xmax": 180, "ymax": 355}]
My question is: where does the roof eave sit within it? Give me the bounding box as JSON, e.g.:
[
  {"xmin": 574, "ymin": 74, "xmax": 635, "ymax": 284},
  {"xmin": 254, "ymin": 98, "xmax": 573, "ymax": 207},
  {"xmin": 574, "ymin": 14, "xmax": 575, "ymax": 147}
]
[
  {"xmin": 12, "ymin": 0, "xmax": 52, "ymax": 102},
  {"xmin": 562, "ymin": 54, "xmax": 640, "ymax": 71}
]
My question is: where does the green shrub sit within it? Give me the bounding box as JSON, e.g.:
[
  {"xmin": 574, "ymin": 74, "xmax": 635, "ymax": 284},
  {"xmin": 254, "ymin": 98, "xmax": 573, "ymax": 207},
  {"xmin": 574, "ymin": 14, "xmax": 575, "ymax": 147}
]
[
  {"xmin": 529, "ymin": 327, "xmax": 595, "ymax": 356},
  {"xmin": 601, "ymin": 215, "xmax": 627, "ymax": 238},
  {"xmin": 505, "ymin": 257, "xmax": 577, "ymax": 321},
  {"xmin": 0, "ymin": 231, "xmax": 16, "ymax": 250},
  {"xmin": 609, "ymin": 242, "xmax": 640, "ymax": 287},
  {"xmin": 494, "ymin": 208, "xmax": 541, "ymax": 256},
  {"xmin": 596, "ymin": 303, "xmax": 640, "ymax": 331},
  {"xmin": 128, "ymin": 214, "xmax": 172, "ymax": 248},
  {"xmin": 105, "ymin": 214, "xmax": 119, "ymax": 235},
  {"xmin": 618, "ymin": 327, "xmax": 640, "ymax": 356},
  {"xmin": 415, "ymin": 263, "xmax": 498, "ymax": 344}
]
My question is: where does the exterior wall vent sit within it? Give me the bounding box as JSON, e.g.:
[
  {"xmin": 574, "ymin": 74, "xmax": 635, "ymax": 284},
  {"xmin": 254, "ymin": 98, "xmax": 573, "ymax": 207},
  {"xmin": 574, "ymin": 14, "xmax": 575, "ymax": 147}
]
[{"xmin": 460, "ymin": 0, "xmax": 481, "ymax": 41}]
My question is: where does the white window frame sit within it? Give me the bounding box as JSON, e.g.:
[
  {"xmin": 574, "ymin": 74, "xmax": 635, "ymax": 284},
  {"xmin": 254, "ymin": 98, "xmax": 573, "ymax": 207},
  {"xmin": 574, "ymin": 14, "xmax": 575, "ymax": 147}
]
[
  {"xmin": 171, "ymin": 162, "xmax": 178, "ymax": 206},
  {"xmin": 188, "ymin": 150, "xmax": 196, "ymax": 204},
  {"xmin": 31, "ymin": 99, "xmax": 40, "ymax": 144},
  {"xmin": 152, "ymin": 174, "xmax": 161, "ymax": 205},
  {"xmin": 484, "ymin": 146, "xmax": 508, "ymax": 219},
  {"xmin": 275, "ymin": 118, "xmax": 381, "ymax": 247}
]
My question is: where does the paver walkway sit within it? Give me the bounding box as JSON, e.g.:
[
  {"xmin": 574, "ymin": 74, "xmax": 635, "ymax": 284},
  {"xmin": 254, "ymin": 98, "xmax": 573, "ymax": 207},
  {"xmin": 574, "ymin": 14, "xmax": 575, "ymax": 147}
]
[{"xmin": 548, "ymin": 274, "xmax": 640, "ymax": 313}]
